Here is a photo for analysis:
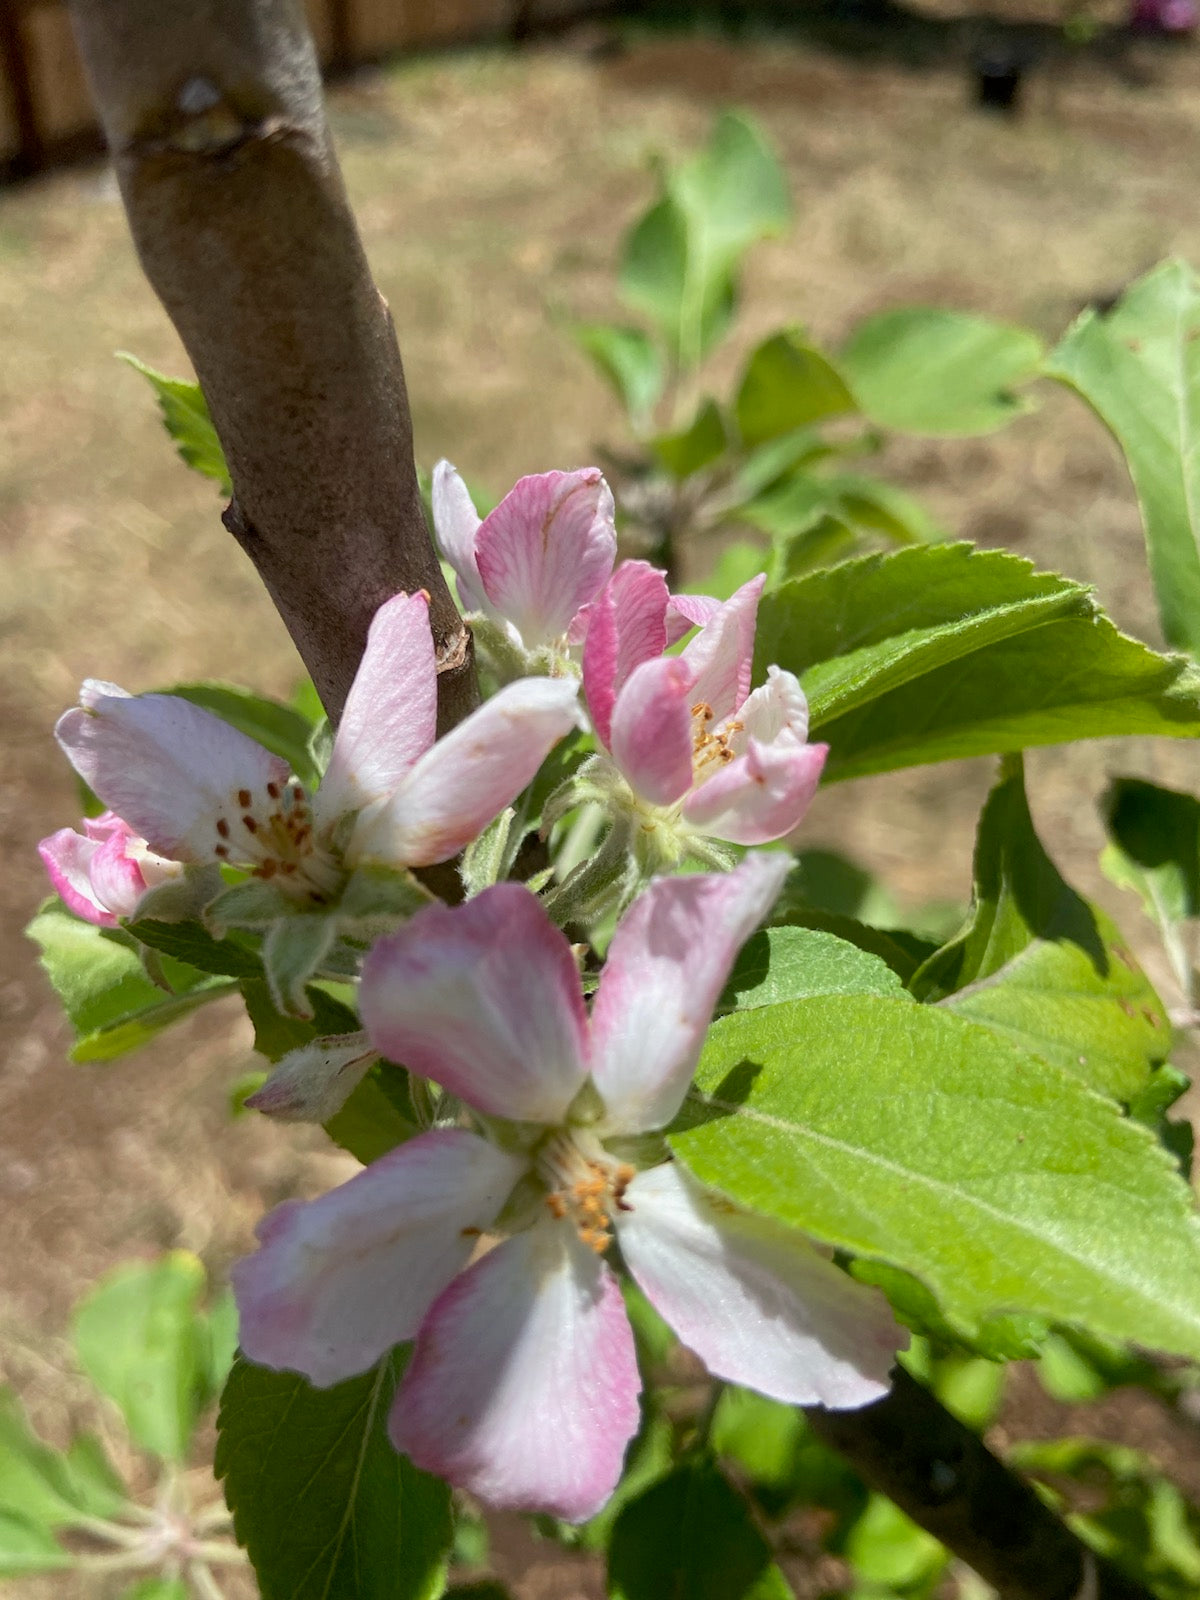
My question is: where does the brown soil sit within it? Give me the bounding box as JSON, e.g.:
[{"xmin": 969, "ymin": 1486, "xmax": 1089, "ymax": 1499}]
[{"xmin": 3, "ymin": 19, "xmax": 1200, "ymax": 1597}]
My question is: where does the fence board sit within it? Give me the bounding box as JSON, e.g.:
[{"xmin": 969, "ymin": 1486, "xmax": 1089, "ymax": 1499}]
[{"xmin": 2, "ymin": 0, "xmax": 604, "ymax": 179}]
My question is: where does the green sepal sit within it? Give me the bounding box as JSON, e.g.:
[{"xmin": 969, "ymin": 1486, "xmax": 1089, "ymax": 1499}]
[
  {"xmin": 336, "ymin": 862, "xmax": 432, "ymax": 939},
  {"xmin": 262, "ymin": 914, "xmax": 338, "ymax": 1019},
  {"xmin": 204, "ymin": 878, "xmax": 298, "ymax": 937}
]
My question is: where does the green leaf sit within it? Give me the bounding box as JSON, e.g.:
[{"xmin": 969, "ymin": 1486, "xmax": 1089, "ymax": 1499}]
[
  {"xmin": 719, "ymin": 925, "xmax": 904, "ymax": 1012},
  {"xmin": 672, "ymin": 995, "xmax": 1200, "ymax": 1359},
  {"xmin": 73, "ymin": 1252, "xmax": 210, "ymax": 1462},
  {"xmin": 845, "ymin": 1494, "xmax": 946, "ymax": 1589},
  {"xmin": 735, "ymin": 330, "xmax": 856, "ymax": 447},
  {"xmin": 166, "ymin": 682, "xmax": 320, "ymax": 788},
  {"xmin": 754, "ymin": 545, "xmax": 1200, "ymax": 781},
  {"xmin": 126, "ymin": 916, "xmax": 263, "ymax": 979},
  {"xmin": 118, "ymin": 353, "xmax": 230, "ymax": 492},
  {"xmin": 840, "ymin": 308, "xmax": 1043, "ymax": 435},
  {"xmin": 59, "ymin": 1434, "xmax": 127, "ymax": 1520},
  {"xmin": 572, "ymin": 322, "xmax": 664, "ymax": 424},
  {"xmin": 325, "ymin": 1066, "xmax": 419, "ymax": 1165},
  {"xmin": 1103, "ymin": 776, "xmax": 1200, "ymax": 927},
  {"xmin": 26, "ymin": 900, "xmax": 235, "ymax": 1063},
  {"xmin": 1013, "ymin": 1437, "xmax": 1200, "ymax": 1600},
  {"xmin": 756, "ymin": 544, "xmax": 1093, "ymax": 725},
  {"xmin": 1045, "ymin": 259, "xmax": 1200, "ymax": 655},
  {"xmin": 711, "ymin": 1388, "xmax": 807, "ymax": 1497},
  {"xmin": 120, "ymin": 1579, "xmax": 189, "ymax": 1600},
  {"xmin": 0, "ymin": 1387, "xmax": 124, "ymax": 1529},
  {"xmin": 915, "ymin": 757, "xmax": 1169, "ymax": 1101},
  {"xmin": 216, "ymin": 1354, "xmax": 452, "ymax": 1600},
  {"xmin": 204, "ymin": 1290, "xmax": 240, "ymax": 1398},
  {"xmin": 824, "ymin": 474, "xmax": 943, "ymax": 547},
  {"xmin": 607, "ymin": 1461, "xmax": 793, "ymax": 1600},
  {"xmin": 652, "ymin": 397, "xmax": 728, "ymax": 479},
  {"xmin": 620, "ymin": 113, "xmax": 789, "ymax": 366},
  {"xmin": 0, "ymin": 1510, "xmax": 69, "ymax": 1576}
]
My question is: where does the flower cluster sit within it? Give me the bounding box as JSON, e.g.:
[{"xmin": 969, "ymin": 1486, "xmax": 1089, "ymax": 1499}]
[{"xmin": 40, "ymin": 465, "xmax": 899, "ymax": 1522}]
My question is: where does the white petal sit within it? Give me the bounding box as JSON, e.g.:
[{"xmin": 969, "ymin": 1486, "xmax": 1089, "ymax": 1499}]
[
  {"xmin": 391, "ymin": 1220, "xmax": 641, "ymax": 1521},
  {"xmin": 233, "ymin": 1129, "xmax": 526, "ymax": 1388},
  {"xmin": 55, "ymin": 686, "xmax": 290, "ymax": 862},
  {"xmin": 618, "ymin": 1164, "xmax": 903, "ymax": 1408},
  {"xmin": 432, "ymin": 460, "xmax": 492, "ymax": 616},
  {"xmin": 588, "ymin": 854, "xmax": 790, "ymax": 1134},
  {"xmin": 314, "ymin": 591, "xmax": 438, "ymax": 830}
]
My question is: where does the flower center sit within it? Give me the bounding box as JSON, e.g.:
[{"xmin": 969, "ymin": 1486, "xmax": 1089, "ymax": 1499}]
[
  {"xmin": 536, "ymin": 1129, "xmax": 634, "ymax": 1254},
  {"xmin": 211, "ymin": 779, "xmax": 342, "ymax": 900},
  {"xmin": 691, "ymin": 701, "xmax": 742, "ymax": 783}
]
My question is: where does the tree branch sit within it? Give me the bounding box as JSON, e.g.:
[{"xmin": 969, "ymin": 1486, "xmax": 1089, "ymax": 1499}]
[
  {"xmin": 808, "ymin": 1368, "xmax": 1153, "ymax": 1600},
  {"xmin": 66, "ymin": 0, "xmax": 476, "ymax": 729}
]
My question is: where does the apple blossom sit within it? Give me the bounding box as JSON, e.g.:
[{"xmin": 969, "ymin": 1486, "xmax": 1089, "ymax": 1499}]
[
  {"xmin": 432, "ymin": 462, "xmax": 616, "ymax": 677},
  {"xmin": 560, "ymin": 564, "xmax": 828, "ymax": 877},
  {"xmin": 233, "ymin": 855, "xmax": 903, "ymax": 1521},
  {"xmin": 38, "ymin": 811, "xmax": 181, "ymax": 929},
  {"xmin": 50, "ymin": 590, "xmax": 579, "ymax": 908}
]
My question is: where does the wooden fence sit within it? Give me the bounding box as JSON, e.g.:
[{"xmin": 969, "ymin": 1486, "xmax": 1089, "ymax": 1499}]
[{"xmin": 0, "ymin": 0, "xmax": 602, "ymax": 179}]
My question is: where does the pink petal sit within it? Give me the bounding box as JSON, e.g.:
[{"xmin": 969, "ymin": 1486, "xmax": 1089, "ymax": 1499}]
[
  {"xmin": 432, "ymin": 460, "xmax": 490, "ymax": 617},
  {"xmin": 83, "ymin": 810, "xmax": 130, "ymax": 842},
  {"xmin": 588, "ymin": 854, "xmax": 790, "ymax": 1134},
  {"xmin": 665, "ymin": 591, "xmax": 722, "ymax": 645},
  {"xmin": 617, "ymin": 1163, "xmax": 903, "ymax": 1407},
  {"xmin": 683, "ymin": 740, "xmax": 827, "ymax": 846},
  {"xmin": 38, "ymin": 828, "xmax": 118, "ymax": 926},
  {"xmin": 679, "ymin": 576, "xmax": 765, "ymax": 724},
  {"xmin": 391, "ymin": 1220, "xmax": 641, "ymax": 1521},
  {"xmin": 474, "ymin": 469, "xmax": 617, "ymax": 649},
  {"xmin": 87, "ymin": 826, "xmax": 157, "ymax": 917},
  {"xmin": 582, "ymin": 561, "xmax": 670, "ymax": 750},
  {"xmin": 55, "ymin": 684, "xmax": 291, "ymax": 862},
  {"xmin": 738, "ymin": 665, "xmax": 810, "ymax": 745},
  {"xmin": 360, "ymin": 883, "xmax": 589, "ymax": 1122},
  {"xmin": 233, "ymin": 1129, "xmax": 525, "ymax": 1388},
  {"xmin": 315, "ymin": 592, "xmax": 437, "ymax": 831},
  {"xmin": 351, "ymin": 676, "xmax": 580, "ymax": 867},
  {"xmin": 608, "ymin": 655, "xmax": 695, "ymax": 806}
]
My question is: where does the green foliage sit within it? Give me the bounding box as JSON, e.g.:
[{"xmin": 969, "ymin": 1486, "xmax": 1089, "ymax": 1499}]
[
  {"xmin": 1013, "ymin": 1437, "xmax": 1200, "ymax": 1599},
  {"xmin": 840, "ymin": 307, "xmax": 1043, "ymax": 435},
  {"xmin": 652, "ymin": 397, "xmax": 728, "ymax": 478},
  {"xmin": 166, "ymin": 681, "xmax": 321, "ymax": 788},
  {"xmin": 118, "ymin": 353, "xmax": 230, "ymax": 493},
  {"xmin": 0, "ymin": 1387, "xmax": 124, "ymax": 1528},
  {"xmin": 73, "ymin": 1251, "xmax": 222, "ymax": 1462},
  {"xmin": 755, "ymin": 544, "xmax": 1200, "ymax": 780},
  {"xmin": 571, "ymin": 322, "xmax": 664, "ymax": 425},
  {"xmin": 0, "ymin": 1510, "xmax": 71, "ymax": 1576},
  {"xmin": 1046, "ymin": 258, "xmax": 1200, "ymax": 655},
  {"xmin": 915, "ymin": 757, "xmax": 1170, "ymax": 1102},
  {"xmin": 216, "ymin": 1354, "xmax": 453, "ymax": 1600},
  {"xmin": 672, "ymin": 994, "xmax": 1200, "ymax": 1358},
  {"xmin": 620, "ymin": 112, "xmax": 789, "ymax": 368},
  {"xmin": 735, "ymin": 329, "xmax": 856, "ymax": 446},
  {"xmin": 1104, "ymin": 777, "xmax": 1200, "ymax": 926},
  {"xmin": 607, "ymin": 1460, "xmax": 793, "ymax": 1600},
  {"xmin": 121, "ymin": 1580, "xmax": 190, "ymax": 1600},
  {"xmin": 26, "ymin": 899, "xmax": 236, "ymax": 1062},
  {"xmin": 845, "ymin": 1494, "xmax": 947, "ymax": 1593},
  {"xmin": 718, "ymin": 923, "xmax": 904, "ymax": 1012}
]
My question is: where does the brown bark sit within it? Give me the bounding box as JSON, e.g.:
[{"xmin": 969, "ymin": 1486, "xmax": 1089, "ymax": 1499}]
[{"xmin": 66, "ymin": 0, "xmax": 476, "ymax": 729}]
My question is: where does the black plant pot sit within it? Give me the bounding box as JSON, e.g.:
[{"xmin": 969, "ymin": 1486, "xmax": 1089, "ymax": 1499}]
[{"xmin": 972, "ymin": 51, "xmax": 1026, "ymax": 113}]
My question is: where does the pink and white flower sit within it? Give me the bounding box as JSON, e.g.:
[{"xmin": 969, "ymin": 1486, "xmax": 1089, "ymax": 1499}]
[
  {"xmin": 233, "ymin": 855, "xmax": 902, "ymax": 1521},
  {"xmin": 574, "ymin": 564, "xmax": 828, "ymax": 870},
  {"xmin": 49, "ymin": 591, "xmax": 580, "ymax": 908},
  {"xmin": 432, "ymin": 463, "xmax": 617, "ymax": 675},
  {"xmin": 38, "ymin": 811, "xmax": 181, "ymax": 928}
]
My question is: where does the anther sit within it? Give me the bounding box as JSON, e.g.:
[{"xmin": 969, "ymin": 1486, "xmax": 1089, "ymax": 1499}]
[{"xmin": 237, "ymin": 789, "xmax": 251, "ymax": 808}]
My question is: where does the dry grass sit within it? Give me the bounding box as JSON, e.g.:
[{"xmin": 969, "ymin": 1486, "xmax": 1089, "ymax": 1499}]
[{"xmin": 3, "ymin": 24, "xmax": 1200, "ymax": 1596}]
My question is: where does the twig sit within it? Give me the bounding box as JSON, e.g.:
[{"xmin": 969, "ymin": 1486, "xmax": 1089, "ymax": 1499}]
[
  {"xmin": 806, "ymin": 1368, "xmax": 1153, "ymax": 1600},
  {"xmin": 65, "ymin": 0, "xmax": 476, "ymax": 730}
]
